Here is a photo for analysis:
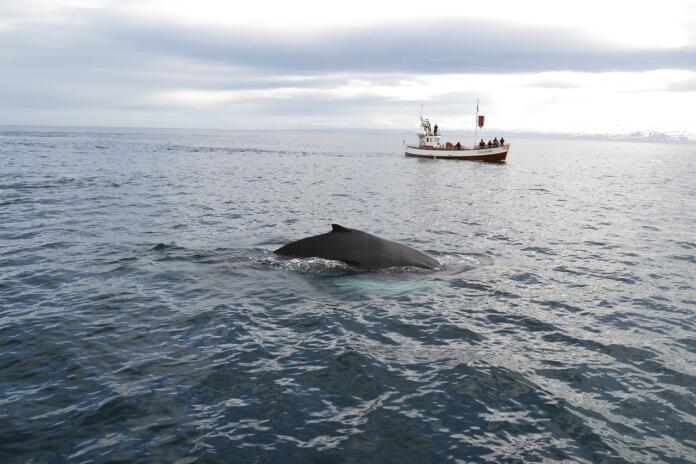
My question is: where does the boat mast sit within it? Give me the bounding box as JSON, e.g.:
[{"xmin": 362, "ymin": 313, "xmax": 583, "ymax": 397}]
[{"xmin": 474, "ymin": 99, "xmax": 479, "ymax": 146}]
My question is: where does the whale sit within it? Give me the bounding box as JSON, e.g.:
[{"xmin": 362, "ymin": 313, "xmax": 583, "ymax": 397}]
[{"xmin": 274, "ymin": 224, "xmax": 439, "ymax": 270}]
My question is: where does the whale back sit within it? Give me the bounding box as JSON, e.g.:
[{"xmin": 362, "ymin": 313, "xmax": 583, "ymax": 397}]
[{"xmin": 274, "ymin": 224, "xmax": 438, "ymax": 270}]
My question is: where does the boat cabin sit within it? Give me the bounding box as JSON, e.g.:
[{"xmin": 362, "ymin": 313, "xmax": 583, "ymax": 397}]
[{"xmin": 417, "ymin": 118, "xmax": 442, "ymax": 148}]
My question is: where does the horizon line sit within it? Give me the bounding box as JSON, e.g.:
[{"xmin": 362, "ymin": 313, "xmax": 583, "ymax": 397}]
[{"xmin": 1, "ymin": 123, "xmax": 694, "ymax": 144}]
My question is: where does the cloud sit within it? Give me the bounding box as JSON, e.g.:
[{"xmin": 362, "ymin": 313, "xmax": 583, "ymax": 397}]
[
  {"xmin": 2, "ymin": 10, "xmax": 696, "ymax": 77},
  {"xmin": 667, "ymin": 78, "xmax": 696, "ymax": 92},
  {"xmin": 524, "ymin": 78, "xmax": 581, "ymax": 90},
  {"xmin": 1, "ymin": 7, "xmax": 695, "ymax": 134},
  {"xmin": 101, "ymin": 15, "xmax": 696, "ymax": 74}
]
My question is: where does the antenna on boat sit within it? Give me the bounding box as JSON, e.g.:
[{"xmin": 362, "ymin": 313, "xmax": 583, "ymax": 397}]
[{"xmin": 474, "ymin": 99, "xmax": 479, "ymax": 146}]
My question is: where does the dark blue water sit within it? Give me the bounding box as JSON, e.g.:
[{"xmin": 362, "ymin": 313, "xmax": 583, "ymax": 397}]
[{"xmin": 1, "ymin": 127, "xmax": 695, "ymax": 463}]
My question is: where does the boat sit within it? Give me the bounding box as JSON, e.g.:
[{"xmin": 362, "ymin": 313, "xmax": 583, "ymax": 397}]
[{"xmin": 404, "ymin": 103, "xmax": 509, "ymax": 162}]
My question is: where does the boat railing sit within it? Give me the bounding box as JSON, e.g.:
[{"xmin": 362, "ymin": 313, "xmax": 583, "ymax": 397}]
[
  {"xmin": 411, "ymin": 145, "xmax": 507, "ymax": 151},
  {"xmin": 411, "ymin": 143, "xmax": 508, "ymax": 151}
]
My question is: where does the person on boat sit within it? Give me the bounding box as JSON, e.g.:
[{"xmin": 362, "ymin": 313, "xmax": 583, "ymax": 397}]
[
  {"xmin": 433, "ymin": 124, "xmax": 438, "ymax": 136},
  {"xmin": 493, "ymin": 137, "xmax": 499, "ymax": 146},
  {"xmin": 479, "ymin": 139, "xmax": 485, "ymax": 148},
  {"xmin": 487, "ymin": 140, "xmax": 492, "ymax": 147},
  {"xmin": 500, "ymin": 137, "xmax": 505, "ymax": 145},
  {"xmin": 456, "ymin": 141, "xmax": 461, "ymax": 150}
]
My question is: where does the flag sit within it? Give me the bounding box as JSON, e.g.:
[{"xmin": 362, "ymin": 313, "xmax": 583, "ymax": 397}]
[{"xmin": 478, "ymin": 115, "xmax": 485, "ymax": 128}]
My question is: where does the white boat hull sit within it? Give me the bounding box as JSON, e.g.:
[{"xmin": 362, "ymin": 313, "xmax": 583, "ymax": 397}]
[{"xmin": 405, "ymin": 144, "xmax": 509, "ymax": 161}]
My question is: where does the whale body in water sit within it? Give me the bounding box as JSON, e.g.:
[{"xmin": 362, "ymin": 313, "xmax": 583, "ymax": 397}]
[{"xmin": 274, "ymin": 224, "xmax": 439, "ymax": 270}]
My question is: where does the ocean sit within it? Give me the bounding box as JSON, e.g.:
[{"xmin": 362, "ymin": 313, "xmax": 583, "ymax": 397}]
[{"xmin": 1, "ymin": 127, "xmax": 695, "ymax": 463}]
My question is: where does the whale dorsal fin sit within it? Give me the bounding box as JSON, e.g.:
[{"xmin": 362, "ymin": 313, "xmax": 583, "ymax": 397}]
[{"xmin": 331, "ymin": 224, "xmax": 351, "ymax": 233}]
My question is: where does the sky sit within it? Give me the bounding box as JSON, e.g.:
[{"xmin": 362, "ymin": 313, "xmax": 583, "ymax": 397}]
[{"xmin": 1, "ymin": 0, "xmax": 695, "ymax": 136}]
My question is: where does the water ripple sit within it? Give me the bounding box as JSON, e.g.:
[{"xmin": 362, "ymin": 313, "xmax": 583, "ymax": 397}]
[{"xmin": 1, "ymin": 129, "xmax": 695, "ymax": 462}]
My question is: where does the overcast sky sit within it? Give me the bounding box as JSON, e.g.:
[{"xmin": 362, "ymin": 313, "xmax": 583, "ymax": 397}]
[{"xmin": 1, "ymin": 0, "xmax": 695, "ymax": 135}]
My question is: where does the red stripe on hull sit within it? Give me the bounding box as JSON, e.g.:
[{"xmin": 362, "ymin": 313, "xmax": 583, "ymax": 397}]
[{"xmin": 405, "ymin": 151, "xmax": 508, "ymax": 162}]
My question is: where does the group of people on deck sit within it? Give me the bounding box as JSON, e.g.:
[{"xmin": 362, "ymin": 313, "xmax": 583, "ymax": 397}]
[
  {"xmin": 424, "ymin": 119, "xmax": 505, "ymax": 149},
  {"xmin": 479, "ymin": 137, "xmax": 505, "ymax": 148}
]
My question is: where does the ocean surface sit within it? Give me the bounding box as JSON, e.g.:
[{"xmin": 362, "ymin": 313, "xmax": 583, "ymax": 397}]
[{"xmin": 1, "ymin": 127, "xmax": 695, "ymax": 463}]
